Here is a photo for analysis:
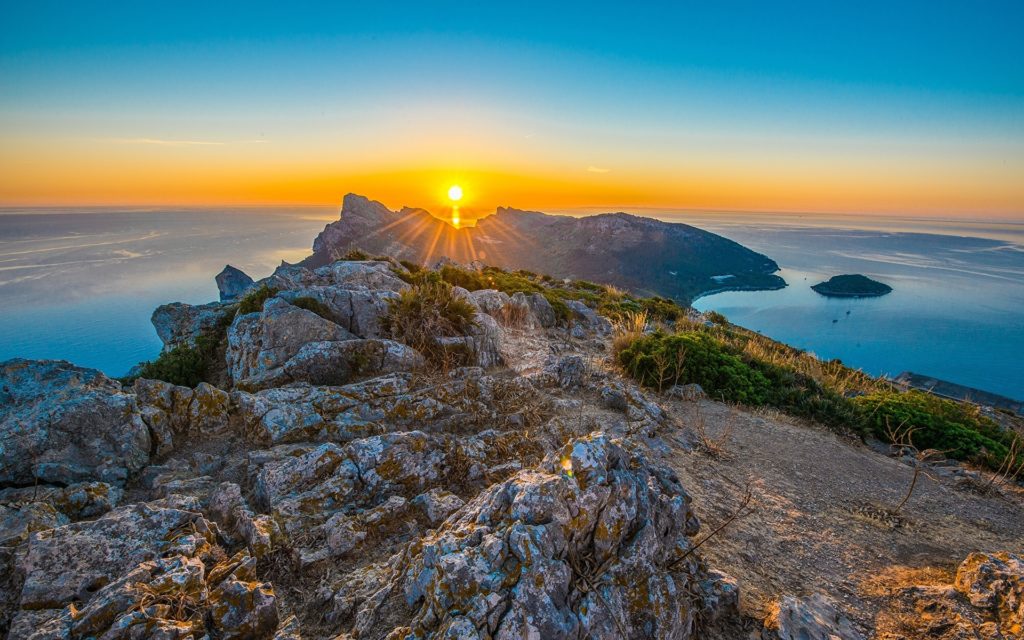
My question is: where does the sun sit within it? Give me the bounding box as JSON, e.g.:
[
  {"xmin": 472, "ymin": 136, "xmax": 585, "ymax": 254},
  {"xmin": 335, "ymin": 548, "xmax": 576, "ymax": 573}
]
[{"xmin": 447, "ymin": 185, "xmax": 463, "ymax": 202}]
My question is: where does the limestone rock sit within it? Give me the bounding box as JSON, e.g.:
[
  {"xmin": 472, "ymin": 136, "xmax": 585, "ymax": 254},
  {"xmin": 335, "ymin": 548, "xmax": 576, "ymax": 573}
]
[
  {"xmin": 411, "ymin": 487, "xmax": 465, "ymax": 527},
  {"xmin": 438, "ymin": 312, "xmax": 505, "ymax": 368},
  {"xmin": 0, "ymin": 359, "xmax": 151, "ymax": 487},
  {"xmin": 526, "ymin": 292, "xmax": 558, "ymax": 327},
  {"xmin": 17, "ymin": 498, "xmax": 215, "ymax": 609},
  {"xmin": 543, "ymin": 354, "xmax": 588, "ymax": 389},
  {"xmin": 232, "ymin": 372, "xmax": 491, "ymax": 445},
  {"xmin": 955, "ymin": 552, "xmax": 1023, "ymax": 637},
  {"xmin": 216, "ymin": 264, "xmax": 256, "ymax": 302},
  {"xmin": 278, "ymin": 286, "xmax": 399, "ymax": 338},
  {"xmin": 278, "ymin": 339, "xmax": 425, "ymax": 387},
  {"xmin": 468, "ymin": 289, "xmax": 511, "ymax": 316},
  {"xmin": 763, "ymin": 593, "xmax": 864, "ymax": 640},
  {"xmin": 226, "ymin": 297, "xmax": 354, "ymax": 389},
  {"xmin": 151, "ymin": 301, "xmax": 231, "ymax": 351},
  {"xmin": 668, "ymin": 383, "xmax": 707, "ymax": 402},
  {"xmin": 566, "ymin": 299, "xmax": 612, "ymax": 335},
  {"xmin": 351, "ymin": 433, "xmax": 718, "ymax": 639}
]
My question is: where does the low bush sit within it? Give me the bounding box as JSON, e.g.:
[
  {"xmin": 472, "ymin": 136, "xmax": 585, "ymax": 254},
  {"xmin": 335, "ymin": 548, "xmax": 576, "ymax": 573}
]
[
  {"xmin": 618, "ymin": 331, "xmax": 774, "ymax": 402},
  {"xmin": 383, "ymin": 281, "xmax": 478, "ymax": 364},
  {"xmin": 854, "ymin": 390, "xmax": 1017, "ymax": 468},
  {"xmin": 236, "ymin": 285, "xmax": 278, "ymax": 316},
  {"xmin": 131, "ymin": 335, "xmax": 219, "ymax": 388},
  {"xmin": 705, "ymin": 310, "xmax": 729, "ymax": 325}
]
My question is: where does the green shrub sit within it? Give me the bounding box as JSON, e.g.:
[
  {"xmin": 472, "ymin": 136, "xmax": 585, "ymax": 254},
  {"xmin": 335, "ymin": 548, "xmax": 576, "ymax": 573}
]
[
  {"xmin": 384, "ymin": 281, "xmax": 478, "ymax": 364},
  {"xmin": 618, "ymin": 331, "xmax": 774, "ymax": 402},
  {"xmin": 236, "ymin": 285, "xmax": 278, "ymax": 315},
  {"xmin": 854, "ymin": 390, "xmax": 1016, "ymax": 468},
  {"xmin": 617, "ymin": 329, "xmax": 862, "ymax": 428},
  {"xmin": 399, "ymin": 259, "xmax": 423, "ymax": 273},
  {"xmin": 290, "ymin": 296, "xmax": 334, "ymax": 321},
  {"xmin": 705, "ymin": 310, "xmax": 728, "ymax": 325},
  {"xmin": 132, "ymin": 335, "xmax": 218, "ymax": 388}
]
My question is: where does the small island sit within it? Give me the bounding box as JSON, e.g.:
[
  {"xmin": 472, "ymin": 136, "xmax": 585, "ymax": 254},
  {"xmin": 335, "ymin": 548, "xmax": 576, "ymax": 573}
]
[{"xmin": 811, "ymin": 274, "xmax": 892, "ymax": 298}]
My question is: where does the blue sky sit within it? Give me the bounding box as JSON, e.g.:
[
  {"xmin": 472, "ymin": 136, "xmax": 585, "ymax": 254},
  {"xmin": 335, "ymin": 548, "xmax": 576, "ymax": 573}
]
[{"xmin": 2, "ymin": 1, "xmax": 1022, "ymax": 214}]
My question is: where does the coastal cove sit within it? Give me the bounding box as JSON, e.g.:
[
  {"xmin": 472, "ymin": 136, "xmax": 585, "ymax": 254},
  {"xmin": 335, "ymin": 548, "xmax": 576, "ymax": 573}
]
[{"xmin": 690, "ymin": 217, "xmax": 1024, "ymax": 400}]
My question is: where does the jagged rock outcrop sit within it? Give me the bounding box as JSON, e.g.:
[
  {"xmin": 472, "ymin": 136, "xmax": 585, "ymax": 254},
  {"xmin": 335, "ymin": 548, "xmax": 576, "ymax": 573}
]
[
  {"xmin": 8, "ymin": 497, "xmax": 286, "ymax": 639},
  {"xmin": 217, "ymin": 264, "xmax": 256, "ymax": 301},
  {"xmin": 227, "ymin": 297, "xmax": 355, "ymax": 388},
  {"xmin": 0, "ymin": 359, "xmax": 151, "ymax": 487},
  {"xmin": 152, "ymin": 301, "xmax": 232, "ymax": 351},
  {"xmin": 344, "ymin": 434, "xmax": 733, "ymax": 639},
  {"xmin": 875, "ymin": 552, "xmax": 1024, "ymax": 639}
]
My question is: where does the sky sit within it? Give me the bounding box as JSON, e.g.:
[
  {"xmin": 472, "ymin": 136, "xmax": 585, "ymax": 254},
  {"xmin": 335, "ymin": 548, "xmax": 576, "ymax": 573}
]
[{"xmin": 1, "ymin": 1, "xmax": 1022, "ymax": 218}]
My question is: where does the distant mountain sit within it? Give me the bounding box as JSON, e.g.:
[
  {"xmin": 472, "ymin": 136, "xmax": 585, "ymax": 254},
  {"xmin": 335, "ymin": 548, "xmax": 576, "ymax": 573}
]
[{"xmin": 301, "ymin": 194, "xmax": 785, "ymax": 302}]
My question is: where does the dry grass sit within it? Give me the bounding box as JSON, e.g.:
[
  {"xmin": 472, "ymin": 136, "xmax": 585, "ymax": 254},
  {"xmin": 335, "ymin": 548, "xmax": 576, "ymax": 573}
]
[
  {"xmin": 689, "ymin": 403, "xmax": 735, "ymax": 458},
  {"xmin": 495, "ymin": 301, "xmax": 532, "ymax": 328},
  {"xmin": 611, "ymin": 310, "xmax": 648, "ymax": 359}
]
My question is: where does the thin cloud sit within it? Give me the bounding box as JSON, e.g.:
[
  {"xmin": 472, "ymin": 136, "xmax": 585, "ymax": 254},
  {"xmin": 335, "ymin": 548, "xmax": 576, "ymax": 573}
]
[
  {"xmin": 587, "ymin": 165, "xmax": 610, "ymax": 173},
  {"xmin": 104, "ymin": 138, "xmax": 268, "ymax": 146}
]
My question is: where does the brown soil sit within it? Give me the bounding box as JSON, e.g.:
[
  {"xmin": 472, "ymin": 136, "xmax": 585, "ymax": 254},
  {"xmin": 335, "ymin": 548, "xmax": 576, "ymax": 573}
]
[{"xmin": 654, "ymin": 397, "xmax": 1024, "ymax": 637}]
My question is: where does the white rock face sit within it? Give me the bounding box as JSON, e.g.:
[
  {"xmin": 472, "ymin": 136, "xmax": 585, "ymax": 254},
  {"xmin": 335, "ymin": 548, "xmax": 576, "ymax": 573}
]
[{"xmin": 0, "ymin": 359, "xmax": 151, "ymax": 487}]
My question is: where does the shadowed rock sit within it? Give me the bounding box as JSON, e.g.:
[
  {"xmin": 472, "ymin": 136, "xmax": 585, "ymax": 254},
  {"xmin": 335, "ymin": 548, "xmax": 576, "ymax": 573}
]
[{"xmin": 216, "ymin": 264, "xmax": 256, "ymax": 301}]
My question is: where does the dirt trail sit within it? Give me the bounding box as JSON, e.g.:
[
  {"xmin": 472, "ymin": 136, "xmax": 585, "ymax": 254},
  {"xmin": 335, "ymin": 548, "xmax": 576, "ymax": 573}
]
[{"xmin": 656, "ymin": 398, "xmax": 1024, "ymax": 636}]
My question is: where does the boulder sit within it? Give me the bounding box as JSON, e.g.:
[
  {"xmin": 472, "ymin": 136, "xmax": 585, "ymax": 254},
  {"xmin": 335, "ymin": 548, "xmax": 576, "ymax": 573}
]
[
  {"xmin": 543, "ymin": 354, "xmax": 588, "ymax": 389},
  {"xmin": 566, "ymin": 299, "xmax": 612, "ymax": 335},
  {"xmin": 763, "ymin": 593, "xmax": 864, "ymax": 640},
  {"xmin": 468, "ymin": 289, "xmax": 511, "ymax": 316},
  {"xmin": 526, "ymin": 292, "xmax": 558, "ymax": 327},
  {"xmin": 437, "ymin": 312, "xmax": 505, "ymax": 368},
  {"xmin": 668, "ymin": 383, "xmax": 707, "ymax": 402},
  {"xmin": 314, "ymin": 260, "xmax": 408, "ymax": 292},
  {"xmin": 279, "ymin": 339, "xmax": 425, "ymax": 387},
  {"xmin": 0, "ymin": 359, "xmax": 151, "ymax": 487},
  {"xmin": 16, "ymin": 498, "xmax": 215, "ymax": 609},
  {"xmin": 350, "ymin": 433, "xmax": 724, "ymax": 639},
  {"xmin": 278, "ymin": 287, "xmax": 398, "ymax": 338},
  {"xmin": 226, "ymin": 297, "xmax": 354, "ymax": 388},
  {"xmin": 955, "ymin": 552, "xmax": 1023, "ymax": 637},
  {"xmin": 10, "ymin": 498, "xmax": 286, "ymax": 639},
  {"xmin": 216, "ymin": 265, "xmax": 256, "ymax": 302},
  {"xmin": 151, "ymin": 301, "xmax": 231, "ymax": 351}
]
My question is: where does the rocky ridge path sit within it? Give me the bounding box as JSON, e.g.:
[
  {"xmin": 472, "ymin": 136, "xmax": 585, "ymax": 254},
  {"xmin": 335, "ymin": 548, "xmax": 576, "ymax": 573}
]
[{"xmin": 1, "ymin": 258, "xmax": 1021, "ymax": 639}]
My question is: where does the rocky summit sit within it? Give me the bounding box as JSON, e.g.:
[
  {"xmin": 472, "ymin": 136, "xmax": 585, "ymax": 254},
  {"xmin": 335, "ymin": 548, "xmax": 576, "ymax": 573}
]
[{"xmin": 1, "ymin": 256, "xmax": 1021, "ymax": 640}]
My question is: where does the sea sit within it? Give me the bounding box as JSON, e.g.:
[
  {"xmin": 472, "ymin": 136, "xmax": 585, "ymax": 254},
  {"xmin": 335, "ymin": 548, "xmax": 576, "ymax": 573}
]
[{"xmin": 1, "ymin": 207, "xmax": 1022, "ymax": 401}]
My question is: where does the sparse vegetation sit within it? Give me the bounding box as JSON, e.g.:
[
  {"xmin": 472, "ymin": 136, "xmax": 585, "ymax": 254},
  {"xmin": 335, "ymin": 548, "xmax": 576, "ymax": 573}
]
[
  {"xmin": 236, "ymin": 285, "xmax": 278, "ymax": 315},
  {"xmin": 383, "ymin": 280, "xmax": 478, "ymax": 365},
  {"xmin": 130, "ymin": 334, "xmax": 220, "ymax": 388},
  {"xmin": 855, "ymin": 390, "xmax": 1020, "ymax": 469},
  {"xmin": 616, "ymin": 322, "xmax": 1019, "ymax": 471},
  {"xmin": 290, "ymin": 296, "xmax": 334, "ymax": 321}
]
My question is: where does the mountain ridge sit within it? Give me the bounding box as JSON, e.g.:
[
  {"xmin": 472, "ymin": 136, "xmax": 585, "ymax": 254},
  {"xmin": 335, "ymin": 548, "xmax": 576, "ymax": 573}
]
[{"xmin": 300, "ymin": 193, "xmax": 786, "ymax": 303}]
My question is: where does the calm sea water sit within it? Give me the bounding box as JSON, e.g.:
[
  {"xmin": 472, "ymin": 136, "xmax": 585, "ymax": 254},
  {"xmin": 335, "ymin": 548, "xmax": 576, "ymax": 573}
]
[
  {"xmin": 683, "ymin": 213, "xmax": 1024, "ymax": 400},
  {"xmin": 0, "ymin": 208, "xmax": 334, "ymax": 375},
  {"xmin": 1, "ymin": 207, "xmax": 1021, "ymax": 400}
]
